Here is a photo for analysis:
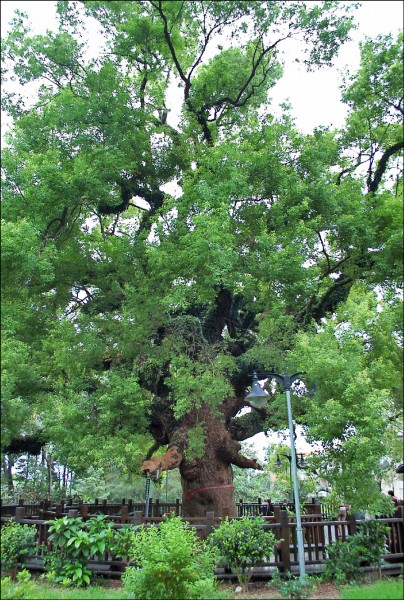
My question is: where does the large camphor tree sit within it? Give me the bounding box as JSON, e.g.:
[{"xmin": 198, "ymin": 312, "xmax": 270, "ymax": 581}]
[{"xmin": 1, "ymin": 1, "xmax": 403, "ymax": 516}]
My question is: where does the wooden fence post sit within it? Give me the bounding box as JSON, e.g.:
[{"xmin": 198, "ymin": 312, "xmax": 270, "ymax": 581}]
[
  {"xmin": 274, "ymin": 505, "xmax": 281, "ymax": 528},
  {"xmin": 312, "ymin": 503, "xmax": 321, "ymax": 515},
  {"xmin": 205, "ymin": 511, "xmax": 215, "ymax": 537},
  {"xmin": 311, "ymin": 501, "xmax": 323, "ymax": 546},
  {"xmin": 133, "ymin": 511, "xmax": 143, "ymax": 526},
  {"xmin": 15, "ymin": 506, "xmax": 26, "ymax": 522},
  {"xmin": 239, "ymin": 498, "xmax": 243, "ymax": 517},
  {"xmin": 175, "ymin": 498, "xmax": 180, "ymax": 516},
  {"xmin": 120, "ymin": 505, "xmax": 128, "ymax": 523},
  {"xmin": 348, "ymin": 513, "xmax": 356, "ymax": 535},
  {"xmin": 280, "ymin": 509, "xmax": 291, "ymax": 573},
  {"xmin": 155, "ymin": 498, "xmax": 160, "ymax": 517}
]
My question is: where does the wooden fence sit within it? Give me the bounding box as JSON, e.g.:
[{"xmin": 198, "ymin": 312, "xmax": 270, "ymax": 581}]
[
  {"xmin": 0, "ymin": 497, "xmax": 324, "ymax": 519},
  {"xmin": 1, "ymin": 503, "xmax": 402, "ymax": 579}
]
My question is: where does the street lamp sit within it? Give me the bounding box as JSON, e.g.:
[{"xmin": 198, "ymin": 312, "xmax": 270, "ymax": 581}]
[
  {"xmin": 276, "ymin": 453, "xmax": 307, "ymax": 504},
  {"xmin": 245, "ymin": 370, "xmax": 307, "ymax": 583}
]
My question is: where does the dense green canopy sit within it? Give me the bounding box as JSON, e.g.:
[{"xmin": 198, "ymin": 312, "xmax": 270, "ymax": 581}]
[{"xmin": 1, "ymin": 1, "xmax": 402, "ymax": 513}]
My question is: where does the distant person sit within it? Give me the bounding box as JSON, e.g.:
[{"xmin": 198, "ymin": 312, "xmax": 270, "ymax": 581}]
[{"xmin": 387, "ymin": 490, "xmax": 399, "ymax": 506}]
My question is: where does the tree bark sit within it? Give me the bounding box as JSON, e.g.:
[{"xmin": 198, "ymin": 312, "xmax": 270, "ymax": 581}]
[
  {"xmin": 3, "ymin": 454, "xmax": 14, "ymax": 493},
  {"xmin": 141, "ymin": 404, "xmax": 262, "ymax": 518}
]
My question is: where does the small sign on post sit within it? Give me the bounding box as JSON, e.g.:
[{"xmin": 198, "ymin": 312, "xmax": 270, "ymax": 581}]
[{"xmin": 144, "ymin": 473, "xmax": 151, "ymax": 518}]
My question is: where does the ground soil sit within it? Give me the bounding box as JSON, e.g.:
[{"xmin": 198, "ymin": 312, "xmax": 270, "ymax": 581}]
[
  {"xmin": 104, "ymin": 578, "xmax": 341, "ymax": 598},
  {"xmin": 218, "ymin": 581, "xmax": 341, "ymax": 599}
]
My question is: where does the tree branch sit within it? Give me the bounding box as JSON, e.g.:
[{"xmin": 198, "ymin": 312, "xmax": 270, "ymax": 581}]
[
  {"xmin": 368, "ymin": 140, "xmax": 404, "ymax": 194},
  {"xmin": 229, "ymin": 409, "xmax": 268, "ymax": 442},
  {"xmin": 151, "ymin": 0, "xmax": 190, "ymax": 90}
]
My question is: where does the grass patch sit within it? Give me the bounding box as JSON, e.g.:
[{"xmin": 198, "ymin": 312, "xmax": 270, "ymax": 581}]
[
  {"xmin": 1, "ymin": 578, "xmax": 126, "ymax": 599},
  {"xmin": 341, "ymin": 578, "xmax": 403, "ymax": 600}
]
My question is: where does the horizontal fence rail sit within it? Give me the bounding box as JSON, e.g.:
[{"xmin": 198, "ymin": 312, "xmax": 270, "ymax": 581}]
[
  {"xmin": 1, "ymin": 502, "xmax": 402, "ymax": 580},
  {"xmin": 0, "ymin": 497, "xmax": 325, "ymax": 519}
]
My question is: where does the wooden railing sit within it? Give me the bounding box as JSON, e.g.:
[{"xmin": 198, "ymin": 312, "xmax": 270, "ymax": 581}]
[
  {"xmin": 0, "ymin": 497, "xmax": 323, "ymax": 519},
  {"xmin": 0, "ymin": 498, "xmax": 182, "ymax": 519},
  {"xmin": 2, "ymin": 504, "xmax": 402, "ymax": 579}
]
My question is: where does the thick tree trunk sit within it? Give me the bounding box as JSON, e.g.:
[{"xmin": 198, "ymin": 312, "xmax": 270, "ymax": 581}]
[
  {"xmin": 142, "ymin": 406, "xmax": 262, "ymax": 518},
  {"xmin": 3, "ymin": 454, "xmax": 14, "ymax": 493},
  {"xmin": 180, "ymin": 452, "xmax": 237, "ymax": 518}
]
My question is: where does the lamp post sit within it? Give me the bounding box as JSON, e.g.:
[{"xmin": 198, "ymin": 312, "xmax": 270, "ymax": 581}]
[
  {"xmin": 245, "ymin": 370, "xmax": 307, "ymax": 583},
  {"xmin": 276, "ymin": 453, "xmax": 307, "ymax": 504}
]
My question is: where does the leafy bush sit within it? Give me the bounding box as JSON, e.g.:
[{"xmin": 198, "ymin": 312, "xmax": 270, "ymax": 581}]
[
  {"xmin": 59, "ymin": 561, "xmax": 93, "ymax": 587},
  {"xmin": 323, "ymin": 539, "xmax": 364, "ymax": 584},
  {"xmin": 0, "ymin": 521, "xmax": 37, "ymax": 577},
  {"xmin": 208, "ymin": 515, "xmax": 275, "ymax": 591},
  {"xmin": 45, "ymin": 514, "xmax": 114, "ymax": 586},
  {"xmin": 110, "ymin": 525, "xmax": 138, "ymax": 561},
  {"xmin": 269, "ymin": 568, "xmax": 317, "ymax": 599},
  {"xmin": 323, "ymin": 520, "xmax": 390, "ymax": 584},
  {"xmin": 1, "ymin": 569, "xmax": 34, "ymax": 599},
  {"xmin": 122, "ymin": 515, "xmax": 224, "ymax": 599},
  {"xmin": 353, "ymin": 520, "xmax": 390, "ymax": 573}
]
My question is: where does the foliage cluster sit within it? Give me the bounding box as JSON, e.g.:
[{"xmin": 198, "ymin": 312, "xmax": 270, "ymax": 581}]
[
  {"xmin": 122, "ymin": 515, "xmax": 224, "ymax": 599},
  {"xmin": 268, "ymin": 568, "xmax": 318, "ymax": 599},
  {"xmin": 0, "ymin": 521, "xmax": 37, "ymax": 576},
  {"xmin": 1, "ymin": 569, "xmax": 34, "ymax": 600},
  {"xmin": 45, "ymin": 514, "xmax": 115, "ymax": 586},
  {"xmin": 109, "ymin": 525, "xmax": 138, "ymax": 562},
  {"xmin": 0, "ymin": 572, "xmax": 127, "ymax": 599},
  {"xmin": 323, "ymin": 520, "xmax": 390, "ymax": 584},
  {"xmin": 209, "ymin": 515, "xmax": 275, "ymax": 591},
  {"xmin": 0, "ymin": 0, "xmax": 402, "ymax": 517}
]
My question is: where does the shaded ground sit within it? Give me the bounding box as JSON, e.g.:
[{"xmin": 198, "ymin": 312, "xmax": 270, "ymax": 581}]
[
  {"xmin": 218, "ymin": 578, "xmax": 404, "ymax": 599},
  {"xmin": 218, "ymin": 581, "xmax": 341, "ymax": 598}
]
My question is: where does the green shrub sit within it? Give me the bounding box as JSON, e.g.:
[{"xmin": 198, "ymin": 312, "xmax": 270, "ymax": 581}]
[
  {"xmin": 1, "ymin": 569, "xmax": 34, "ymax": 599},
  {"xmin": 269, "ymin": 568, "xmax": 318, "ymax": 599},
  {"xmin": 45, "ymin": 514, "xmax": 114, "ymax": 587},
  {"xmin": 353, "ymin": 520, "xmax": 390, "ymax": 574},
  {"xmin": 0, "ymin": 521, "xmax": 37, "ymax": 577},
  {"xmin": 208, "ymin": 516, "xmax": 275, "ymax": 592},
  {"xmin": 323, "ymin": 539, "xmax": 363, "ymax": 584},
  {"xmin": 110, "ymin": 525, "xmax": 139, "ymax": 561},
  {"xmin": 122, "ymin": 515, "xmax": 224, "ymax": 599},
  {"xmin": 323, "ymin": 520, "xmax": 390, "ymax": 584}
]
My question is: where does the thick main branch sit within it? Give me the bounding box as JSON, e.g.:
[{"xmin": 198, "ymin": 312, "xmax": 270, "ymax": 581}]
[{"xmin": 141, "ymin": 445, "xmax": 183, "ymax": 474}]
